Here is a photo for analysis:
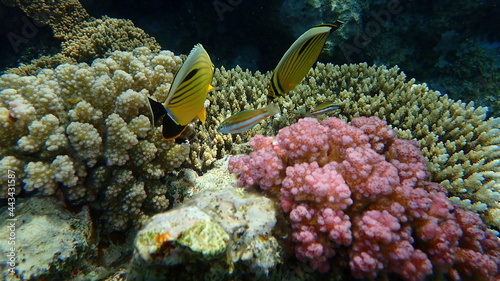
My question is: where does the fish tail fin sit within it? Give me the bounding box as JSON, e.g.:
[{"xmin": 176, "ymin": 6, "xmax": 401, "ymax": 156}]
[
  {"xmin": 148, "ymin": 97, "xmax": 167, "ymax": 126},
  {"xmin": 162, "ymin": 114, "xmax": 187, "ymax": 140},
  {"xmin": 265, "ymin": 103, "xmax": 281, "ymax": 116},
  {"xmin": 316, "ymin": 21, "xmax": 344, "ymax": 31}
]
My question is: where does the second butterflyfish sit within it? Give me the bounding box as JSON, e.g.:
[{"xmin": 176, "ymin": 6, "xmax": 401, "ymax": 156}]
[
  {"xmin": 148, "ymin": 44, "xmax": 215, "ymax": 139},
  {"xmin": 267, "ymin": 21, "xmax": 344, "ymax": 99},
  {"xmin": 218, "ymin": 104, "xmax": 280, "ymax": 134}
]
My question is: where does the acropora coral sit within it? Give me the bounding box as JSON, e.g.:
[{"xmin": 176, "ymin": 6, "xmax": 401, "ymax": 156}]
[
  {"xmin": 229, "ymin": 116, "xmax": 500, "ymax": 280},
  {"xmin": 208, "ymin": 63, "xmax": 500, "ymax": 229}
]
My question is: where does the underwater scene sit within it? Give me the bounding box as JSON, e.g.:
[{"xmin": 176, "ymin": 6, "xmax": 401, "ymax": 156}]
[{"xmin": 0, "ymin": 0, "xmax": 499, "ymax": 280}]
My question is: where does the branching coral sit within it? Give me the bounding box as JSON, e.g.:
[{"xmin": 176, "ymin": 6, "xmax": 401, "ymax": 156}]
[
  {"xmin": 4, "ymin": 0, "xmax": 91, "ymax": 40},
  {"xmin": 0, "ymin": 47, "xmax": 187, "ymax": 232},
  {"xmin": 208, "ymin": 62, "xmax": 500, "ymax": 230},
  {"xmin": 1, "ymin": 45, "xmax": 498, "ymax": 233},
  {"xmin": 5, "ymin": 0, "xmax": 161, "ymax": 75},
  {"xmin": 229, "ymin": 116, "xmax": 499, "ymax": 280}
]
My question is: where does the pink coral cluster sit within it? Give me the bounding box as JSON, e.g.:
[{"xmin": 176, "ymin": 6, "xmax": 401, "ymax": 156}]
[{"xmin": 228, "ymin": 117, "xmax": 500, "ymax": 281}]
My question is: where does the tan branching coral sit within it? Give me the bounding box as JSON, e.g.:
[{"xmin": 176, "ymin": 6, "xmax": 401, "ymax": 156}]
[
  {"xmin": 5, "ymin": 0, "xmax": 161, "ymax": 75},
  {"xmin": 4, "ymin": 0, "xmax": 91, "ymax": 39},
  {"xmin": 60, "ymin": 16, "xmax": 161, "ymax": 62}
]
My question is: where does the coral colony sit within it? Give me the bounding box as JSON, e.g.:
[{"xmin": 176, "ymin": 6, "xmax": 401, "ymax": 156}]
[
  {"xmin": 229, "ymin": 117, "xmax": 500, "ymax": 280},
  {"xmin": 1, "ymin": 0, "xmax": 499, "ymax": 280}
]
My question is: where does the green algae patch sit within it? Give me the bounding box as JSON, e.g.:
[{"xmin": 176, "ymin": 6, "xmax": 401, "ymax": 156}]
[{"xmin": 178, "ymin": 220, "xmax": 229, "ymax": 257}]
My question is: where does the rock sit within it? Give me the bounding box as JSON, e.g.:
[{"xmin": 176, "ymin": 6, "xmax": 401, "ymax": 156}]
[
  {"xmin": 130, "ymin": 186, "xmax": 281, "ymax": 280},
  {"xmin": 0, "ymin": 197, "xmax": 92, "ymax": 280}
]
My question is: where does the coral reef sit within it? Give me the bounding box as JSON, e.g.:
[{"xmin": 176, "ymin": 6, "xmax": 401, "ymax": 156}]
[
  {"xmin": 0, "ymin": 197, "xmax": 92, "ymax": 281},
  {"xmin": 2, "ymin": 46, "xmax": 498, "ymax": 232},
  {"xmin": 4, "ymin": 0, "xmax": 160, "ymax": 75},
  {"xmin": 4, "ymin": 0, "xmax": 91, "ymax": 40},
  {"xmin": 208, "ymin": 63, "xmax": 500, "ymax": 229},
  {"xmin": 59, "ymin": 16, "xmax": 161, "ymax": 62},
  {"xmin": 278, "ymin": 0, "xmax": 499, "ymax": 116},
  {"xmin": 0, "ymin": 47, "xmax": 186, "ymax": 232},
  {"xmin": 130, "ymin": 187, "xmax": 280, "ymax": 280},
  {"xmin": 229, "ymin": 116, "xmax": 500, "ymax": 280}
]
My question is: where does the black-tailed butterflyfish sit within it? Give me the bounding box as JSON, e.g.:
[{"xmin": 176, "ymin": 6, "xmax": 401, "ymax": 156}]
[
  {"xmin": 267, "ymin": 21, "xmax": 344, "ymax": 99},
  {"xmin": 148, "ymin": 44, "xmax": 214, "ymax": 139}
]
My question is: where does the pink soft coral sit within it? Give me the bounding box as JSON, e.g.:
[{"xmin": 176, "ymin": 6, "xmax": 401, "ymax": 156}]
[{"xmin": 228, "ymin": 117, "xmax": 500, "ymax": 281}]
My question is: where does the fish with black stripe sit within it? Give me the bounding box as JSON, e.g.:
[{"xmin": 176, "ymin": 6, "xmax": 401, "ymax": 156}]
[
  {"xmin": 268, "ymin": 21, "xmax": 344, "ymax": 99},
  {"xmin": 218, "ymin": 104, "xmax": 280, "ymax": 134},
  {"xmin": 147, "ymin": 44, "xmax": 215, "ymax": 139}
]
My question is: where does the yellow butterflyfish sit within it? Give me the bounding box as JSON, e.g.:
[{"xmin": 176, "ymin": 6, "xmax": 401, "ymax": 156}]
[
  {"xmin": 148, "ymin": 44, "xmax": 214, "ymax": 139},
  {"xmin": 268, "ymin": 21, "xmax": 344, "ymax": 99}
]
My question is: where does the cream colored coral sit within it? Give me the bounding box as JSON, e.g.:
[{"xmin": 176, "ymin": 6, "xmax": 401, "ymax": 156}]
[
  {"xmin": 165, "ymin": 143, "xmax": 190, "ymax": 169},
  {"xmin": 51, "ymin": 155, "xmax": 78, "ymax": 188},
  {"xmin": 0, "ymin": 47, "xmax": 186, "ymax": 232},
  {"xmin": 115, "ymin": 90, "xmax": 149, "ymax": 122},
  {"xmin": 131, "ymin": 140, "xmax": 157, "ymax": 167},
  {"xmin": 0, "ymin": 156, "xmax": 24, "ymax": 197},
  {"xmin": 104, "ymin": 113, "xmax": 138, "ymax": 166},
  {"xmin": 66, "ymin": 122, "xmax": 102, "ymax": 167},
  {"xmin": 128, "ymin": 115, "xmax": 151, "ymax": 139},
  {"xmin": 0, "ymin": 88, "xmax": 37, "ymax": 139},
  {"xmin": 23, "ymin": 161, "xmax": 56, "ymax": 195},
  {"xmin": 68, "ymin": 100, "xmax": 103, "ymax": 124},
  {"xmin": 17, "ymin": 114, "xmax": 60, "ymax": 153}
]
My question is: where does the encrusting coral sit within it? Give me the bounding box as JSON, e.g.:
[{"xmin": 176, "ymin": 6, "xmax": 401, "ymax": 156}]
[{"xmin": 229, "ymin": 116, "xmax": 500, "ymax": 280}]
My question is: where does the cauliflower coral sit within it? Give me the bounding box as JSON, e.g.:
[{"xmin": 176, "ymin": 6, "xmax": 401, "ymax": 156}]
[{"xmin": 229, "ymin": 116, "xmax": 499, "ymax": 281}]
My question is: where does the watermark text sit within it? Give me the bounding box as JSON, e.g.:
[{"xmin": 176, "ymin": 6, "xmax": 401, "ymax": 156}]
[{"xmin": 5, "ymin": 170, "xmax": 17, "ymax": 275}]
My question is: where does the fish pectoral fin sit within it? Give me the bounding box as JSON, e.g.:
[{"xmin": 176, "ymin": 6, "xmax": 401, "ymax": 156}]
[
  {"xmin": 162, "ymin": 114, "xmax": 187, "ymax": 140},
  {"xmin": 197, "ymin": 107, "xmax": 207, "ymax": 124},
  {"xmin": 148, "ymin": 97, "xmax": 167, "ymax": 126},
  {"xmin": 207, "ymin": 84, "xmax": 215, "ymax": 92}
]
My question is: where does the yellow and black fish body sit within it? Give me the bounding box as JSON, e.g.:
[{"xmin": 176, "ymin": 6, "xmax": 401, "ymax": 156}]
[
  {"xmin": 268, "ymin": 21, "xmax": 344, "ymax": 99},
  {"xmin": 148, "ymin": 97, "xmax": 186, "ymax": 139},
  {"xmin": 148, "ymin": 44, "xmax": 214, "ymax": 140}
]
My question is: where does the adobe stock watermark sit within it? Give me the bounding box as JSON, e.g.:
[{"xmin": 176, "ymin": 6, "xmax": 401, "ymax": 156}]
[
  {"xmin": 339, "ymin": 0, "xmax": 404, "ymax": 63},
  {"xmin": 213, "ymin": 0, "xmax": 243, "ymax": 21},
  {"xmin": 7, "ymin": 12, "xmax": 49, "ymax": 54},
  {"xmin": 5, "ymin": 170, "xmax": 17, "ymax": 275}
]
